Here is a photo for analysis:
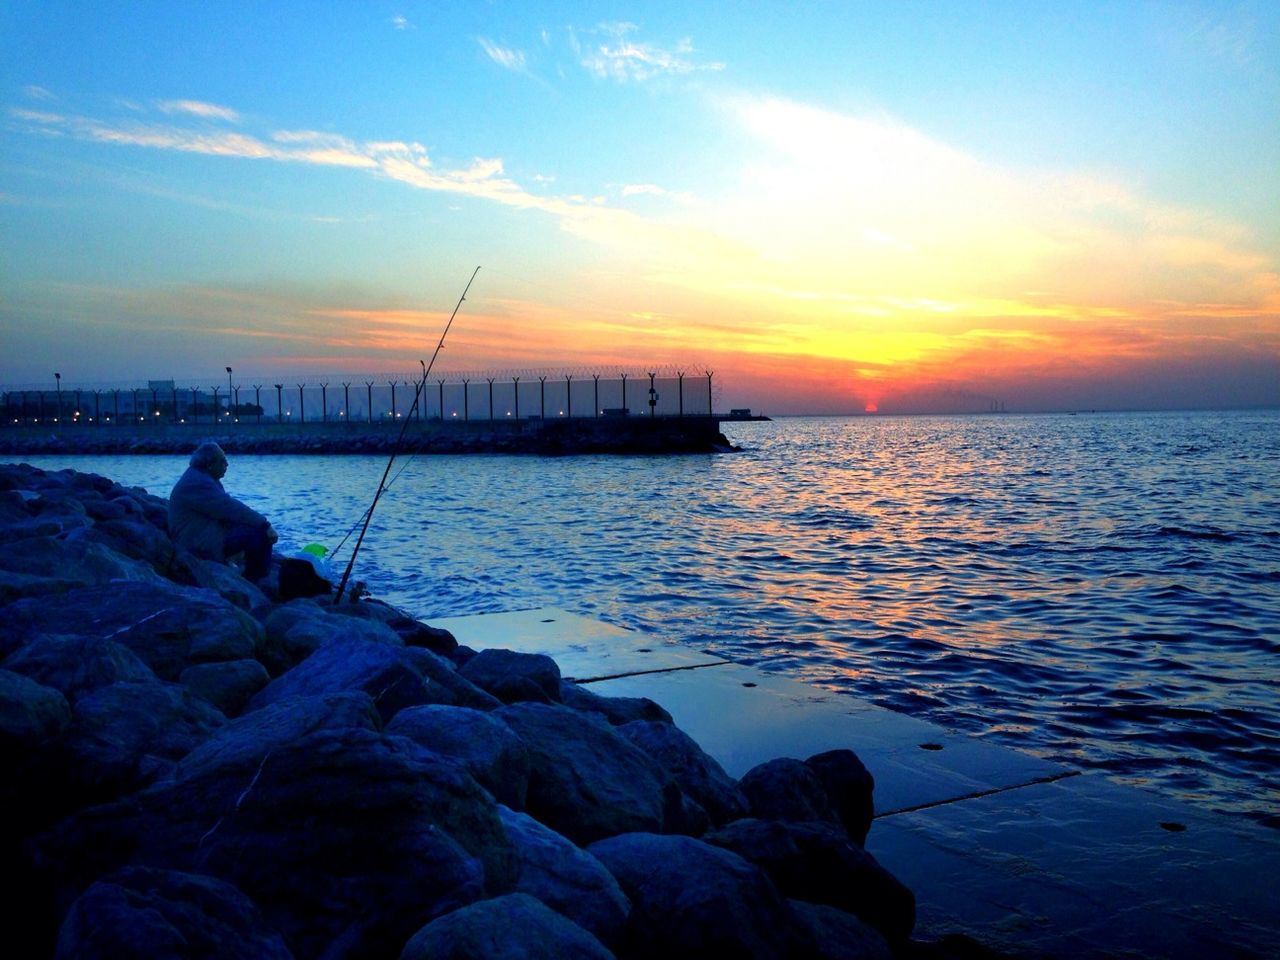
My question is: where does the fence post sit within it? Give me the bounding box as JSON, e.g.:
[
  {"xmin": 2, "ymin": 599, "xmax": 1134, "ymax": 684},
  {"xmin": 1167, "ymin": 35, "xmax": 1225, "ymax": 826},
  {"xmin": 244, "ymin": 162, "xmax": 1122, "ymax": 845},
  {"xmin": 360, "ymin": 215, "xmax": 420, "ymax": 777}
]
[
  {"xmin": 593, "ymin": 375, "xmax": 600, "ymax": 417},
  {"xmin": 321, "ymin": 383, "xmax": 329, "ymax": 423},
  {"xmin": 513, "ymin": 377, "xmax": 520, "ymax": 420},
  {"xmin": 539, "ymin": 376, "xmax": 547, "ymax": 419},
  {"xmin": 389, "ymin": 381, "xmax": 397, "ymax": 421},
  {"xmin": 342, "ymin": 383, "xmax": 350, "ymax": 423},
  {"xmin": 297, "ymin": 384, "xmax": 306, "ymax": 424},
  {"xmin": 621, "ymin": 373, "xmax": 628, "ymax": 413},
  {"xmin": 487, "ymin": 378, "xmax": 495, "ymax": 421},
  {"xmin": 648, "ymin": 372, "xmax": 656, "ymax": 417},
  {"xmin": 463, "ymin": 379, "xmax": 470, "ymax": 421},
  {"xmin": 706, "ymin": 371, "xmax": 713, "ymax": 416},
  {"xmin": 438, "ymin": 379, "xmax": 445, "ymax": 420},
  {"xmin": 678, "ymin": 372, "xmax": 685, "ymax": 416}
]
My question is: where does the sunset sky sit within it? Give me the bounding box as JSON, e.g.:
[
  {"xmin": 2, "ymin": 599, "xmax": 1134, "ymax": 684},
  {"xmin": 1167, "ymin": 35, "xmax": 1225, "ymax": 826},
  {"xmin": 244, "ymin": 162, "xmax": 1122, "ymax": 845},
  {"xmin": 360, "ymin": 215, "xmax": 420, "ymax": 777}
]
[{"xmin": 2, "ymin": 1, "xmax": 1277, "ymax": 413}]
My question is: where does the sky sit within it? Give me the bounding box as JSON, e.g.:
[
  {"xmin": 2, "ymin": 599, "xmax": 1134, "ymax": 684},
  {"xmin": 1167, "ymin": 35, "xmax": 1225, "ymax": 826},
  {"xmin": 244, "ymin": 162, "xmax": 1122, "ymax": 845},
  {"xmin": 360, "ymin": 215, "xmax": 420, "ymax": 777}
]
[{"xmin": 2, "ymin": 1, "xmax": 1278, "ymax": 414}]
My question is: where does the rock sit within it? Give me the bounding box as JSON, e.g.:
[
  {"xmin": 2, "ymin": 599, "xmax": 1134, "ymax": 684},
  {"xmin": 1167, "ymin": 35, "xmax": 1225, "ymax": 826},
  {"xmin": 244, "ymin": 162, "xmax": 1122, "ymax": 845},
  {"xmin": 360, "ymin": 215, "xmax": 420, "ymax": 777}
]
[
  {"xmin": 387, "ymin": 615, "xmax": 458, "ymax": 656},
  {"xmin": 586, "ymin": 832, "xmax": 807, "ymax": 959},
  {"xmin": 387, "ymin": 704, "xmax": 530, "ymax": 808},
  {"xmin": 0, "ymin": 582, "xmax": 262, "ymax": 682},
  {"xmin": 400, "ymin": 893, "xmax": 614, "ymax": 960},
  {"xmin": 617, "ymin": 720, "xmax": 748, "ymax": 828},
  {"xmin": 38, "ymin": 728, "xmax": 513, "ymax": 960},
  {"xmin": 497, "ymin": 703, "xmax": 677, "ymax": 846},
  {"xmin": 806, "ymin": 749, "xmax": 875, "ymax": 846},
  {"xmin": 247, "ymin": 638, "xmax": 497, "ymax": 723},
  {"xmin": 185, "ymin": 556, "xmax": 270, "ymax": 611},
  {"xmin": 704, "ymin": 818, "xmax": 915, "ymax": 944},
  {"xmin": 0, "ymin": 668, "xmax": 71, "ymax": 758},
  {"xmin": 63, "ymin": 679, "xmax": 226, "ymax": 802},
  {"xmin": 560, "ymin": 681, "xmax": 673, "ymax": 726},
  {"xmin": 180, "ymin": 659, "xmax": 271, "ymax": 717},
  {"xmin": 498, "ymin": 807, "xmax": 630, "ymax": 947},
  {"xmin": 0, "ymin": 535, "xmax": 164, "ymax": 603},
  {"xmin": 172, "ymin": 691, "xmax": 381, "ymax": 783},
  {"xmin": 2, "ymin": 635, "xmax": 155, "ymax": 703},
  {"xmin": 787, "ymin": 899, "xmax": 892, "ymax": 960},
  {"xmin": 258, "ymin": 601, "xmax": 402, "ymax": 675},
  {"xmin": 54, "ymin": 866, "xmax": 293, "ymax": 960},
  {"xmin": 86, "ymin": 516, "xmax": 178, "ymax": 572},
  {"xmin": 738, "ymin": 757, "xmax": 841, "ymax": 827},
  {"xmin": 460, "ymin": 649, "xmax": 563, "ymax": 705}
]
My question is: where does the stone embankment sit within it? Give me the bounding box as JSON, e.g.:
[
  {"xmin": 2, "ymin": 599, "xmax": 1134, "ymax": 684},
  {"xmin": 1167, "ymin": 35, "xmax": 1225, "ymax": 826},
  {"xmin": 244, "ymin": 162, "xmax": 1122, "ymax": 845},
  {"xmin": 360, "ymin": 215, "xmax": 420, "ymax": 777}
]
[
  {"xmin": 0, "ymin": 463, "xmax": 1003, "ymax": 959},
  {"xmin": 0, "ymin": 416, "xmax": 735, "ymax": 457}
]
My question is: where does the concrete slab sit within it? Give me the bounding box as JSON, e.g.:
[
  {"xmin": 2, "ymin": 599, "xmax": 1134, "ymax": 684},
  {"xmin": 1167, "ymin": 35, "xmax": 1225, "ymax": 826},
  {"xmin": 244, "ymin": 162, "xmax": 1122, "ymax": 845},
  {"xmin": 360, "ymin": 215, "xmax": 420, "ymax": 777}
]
[
  {"xmin": 867, "ymin": 773, "xmax": 1280, "ymax": 960},
  {"xmin": 587, "ymin": 662, "xmax": 1066, "ymax": 815},
  {"xmin": 446, "ymin": 607, "xmax": 1279, "ymax": 958},
  {"xmin": 432, "ymin": 606, "xmax": 729, "ymax": 681}
]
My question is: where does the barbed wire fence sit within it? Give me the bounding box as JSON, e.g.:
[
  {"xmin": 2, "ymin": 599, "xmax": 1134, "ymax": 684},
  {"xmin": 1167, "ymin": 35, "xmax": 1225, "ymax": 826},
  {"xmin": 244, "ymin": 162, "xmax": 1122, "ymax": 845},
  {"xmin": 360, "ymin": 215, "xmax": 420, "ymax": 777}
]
[{"xmin": 1, "ymin": 366, "xmax": 724, "ymax": 426}]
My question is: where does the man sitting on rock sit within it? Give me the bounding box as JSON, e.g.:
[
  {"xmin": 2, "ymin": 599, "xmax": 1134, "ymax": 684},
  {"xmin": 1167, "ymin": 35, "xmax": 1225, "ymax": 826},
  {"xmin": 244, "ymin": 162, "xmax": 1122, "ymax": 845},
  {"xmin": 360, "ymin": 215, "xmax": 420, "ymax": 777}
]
[{"xmin": 169, "ymin": 441, "xmax": 277, "ymax": 582}]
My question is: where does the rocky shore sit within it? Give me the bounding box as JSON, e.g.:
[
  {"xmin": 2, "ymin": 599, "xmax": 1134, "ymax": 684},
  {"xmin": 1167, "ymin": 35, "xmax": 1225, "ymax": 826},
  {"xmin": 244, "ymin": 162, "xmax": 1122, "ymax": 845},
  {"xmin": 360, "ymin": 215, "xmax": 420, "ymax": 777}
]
[{"xmin": 1, "ymin": 463, "xmax": 1005, "ymax": 959}]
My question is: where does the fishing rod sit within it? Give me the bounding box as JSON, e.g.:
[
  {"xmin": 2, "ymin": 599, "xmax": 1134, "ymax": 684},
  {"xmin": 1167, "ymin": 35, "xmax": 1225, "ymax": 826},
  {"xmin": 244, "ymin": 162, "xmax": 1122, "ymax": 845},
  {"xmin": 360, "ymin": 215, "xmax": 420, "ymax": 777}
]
[{"xmin": 333, "ymin": 265, "xmax": 481, "ymax": 603}]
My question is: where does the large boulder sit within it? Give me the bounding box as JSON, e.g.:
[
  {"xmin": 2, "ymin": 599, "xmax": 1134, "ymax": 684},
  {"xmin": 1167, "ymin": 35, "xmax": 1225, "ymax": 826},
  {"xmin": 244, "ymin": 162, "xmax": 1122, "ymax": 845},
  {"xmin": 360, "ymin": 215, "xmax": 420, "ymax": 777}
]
[
  {"xmin": 806, "ymin": 749, "xmax": 875, "ymax": 846},
  {"xmin": 586, "ymin": 832, "xmax": 807, "ymax": 959},
  {"xmin": 247, "ymin": 638, "xmax": 498, "ymax": 723},
  {"xmin": 3, "ymin": 635, "xmax": 156, "ymax": 703},
  {"xmin": 62, "ymin": 679, "xmax": 227, "ymax": 802},
  {"xmin": 460, "ymin": 649, "xmax": 562, "ymax": 705},
  {"xmin": 738, "ymin": 757, "xmax": 841, "ymax": 827},
  {"xmin": 0, "ymin": 535, "xmax": 164, "ymax": 603},
  {"xmin": 180, "ymin": 659, "xmax": 271, "ymax": 717},
  {"xmin": 617, "ymin": 720, "xmax": 748, "ymax": 828},
  {"xmin": 258, "ymin": 602, "xmax": 402, "ymax": 675},
  {"xmin": 704, "ymin": 818, "xmax": 915, "ymax": 945},
  {"xmin": 387, "ymin": 705, "xmax": 530, "ymax": 808},
  {"xmin": 0, "ymin": 668, "xmax": 71, "ymax": 760},
  {"xmin": 54, "ymin": 866, "xmax": 293, "ymax": 960},
  {"xmin": 37, "ymin": 727, "xmax": 514, "ymax": 959},
  {"xmin": 400, "ymin": 893, "xmax": 614, "ymax": 960},
  {"xmin": 0, "ymin": 582, "xmax": 262, "ymax": 681},
  {"xmin": 497, "ymin": 703, "xmax": 677, "ymax": 846},
  {"xmin": 171, "ymin": 691, "xmax": 382, "ymax": 783},
  {"xmin": 498, "ymin": 806, "xmax": 630, "ymax": 947},
  {"xmin": 184, "ymin": 556, "xmax": 270, "ymax": 611},
  {"xmin": 560, "ymin": 682, "xmax": 673, "ymax": 726}
]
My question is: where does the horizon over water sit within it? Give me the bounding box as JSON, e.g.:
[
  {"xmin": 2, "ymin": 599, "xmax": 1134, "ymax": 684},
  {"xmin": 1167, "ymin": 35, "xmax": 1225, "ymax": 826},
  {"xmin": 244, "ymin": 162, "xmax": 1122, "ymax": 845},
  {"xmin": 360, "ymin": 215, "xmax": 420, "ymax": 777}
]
[{"xmin": 19, "ymin": 408, "xmax": 1280, "ymax": 829}]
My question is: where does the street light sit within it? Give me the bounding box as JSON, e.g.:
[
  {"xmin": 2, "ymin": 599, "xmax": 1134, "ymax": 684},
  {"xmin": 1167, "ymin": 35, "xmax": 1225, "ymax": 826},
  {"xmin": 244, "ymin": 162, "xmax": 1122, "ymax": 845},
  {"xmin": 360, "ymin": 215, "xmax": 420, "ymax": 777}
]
[
  {"xmin": 225, "ymin": 367, "xmax": 233, "ymax": 417},
  {"xmin": 54, "ymin": 372, "xmax": 61, "ymax": 423}
]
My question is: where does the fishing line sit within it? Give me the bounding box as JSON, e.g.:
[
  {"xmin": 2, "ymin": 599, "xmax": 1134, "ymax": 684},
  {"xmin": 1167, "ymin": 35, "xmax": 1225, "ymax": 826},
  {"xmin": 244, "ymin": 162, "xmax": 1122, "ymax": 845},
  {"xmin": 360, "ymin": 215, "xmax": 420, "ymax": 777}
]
[{"xmin": 333, "ymin": 266, "xmax": 481, "ymax": 603}]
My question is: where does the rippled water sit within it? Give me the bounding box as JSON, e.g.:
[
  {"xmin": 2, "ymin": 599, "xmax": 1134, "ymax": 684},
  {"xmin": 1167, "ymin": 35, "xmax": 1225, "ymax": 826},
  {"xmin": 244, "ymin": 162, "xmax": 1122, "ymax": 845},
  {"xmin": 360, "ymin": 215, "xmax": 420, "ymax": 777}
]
[{"xmin": 20, "ymin": 409, "xmax": 1280, "ymax": 827}]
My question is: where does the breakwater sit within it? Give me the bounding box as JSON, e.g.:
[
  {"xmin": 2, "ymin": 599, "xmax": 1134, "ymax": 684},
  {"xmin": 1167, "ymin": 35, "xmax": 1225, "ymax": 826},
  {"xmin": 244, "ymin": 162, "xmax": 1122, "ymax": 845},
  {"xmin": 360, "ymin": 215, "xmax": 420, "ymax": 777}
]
[
  {"xmin": 0, "ymin": 416, "xmax": 734, "ymax": 456},
  {"xmin": 0, "ymin": 462, "xmax": 1000, "ymax": 959}
]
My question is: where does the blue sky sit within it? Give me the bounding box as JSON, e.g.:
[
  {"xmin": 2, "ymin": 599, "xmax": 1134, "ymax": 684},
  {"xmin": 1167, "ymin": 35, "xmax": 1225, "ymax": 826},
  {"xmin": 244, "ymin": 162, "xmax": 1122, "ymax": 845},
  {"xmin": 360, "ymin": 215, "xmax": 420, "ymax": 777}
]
[{"xmin": 3, "ymin": 1, "xmax": 1277, "ymax": 412}]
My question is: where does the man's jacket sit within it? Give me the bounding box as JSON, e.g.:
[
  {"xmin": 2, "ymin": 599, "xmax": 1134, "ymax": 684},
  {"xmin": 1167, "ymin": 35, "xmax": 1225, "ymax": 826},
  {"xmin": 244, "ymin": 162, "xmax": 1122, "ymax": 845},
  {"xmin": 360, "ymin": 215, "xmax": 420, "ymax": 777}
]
[{"xmin": 168, "ymin": 466, "xmax": 269, "ymax": 560}]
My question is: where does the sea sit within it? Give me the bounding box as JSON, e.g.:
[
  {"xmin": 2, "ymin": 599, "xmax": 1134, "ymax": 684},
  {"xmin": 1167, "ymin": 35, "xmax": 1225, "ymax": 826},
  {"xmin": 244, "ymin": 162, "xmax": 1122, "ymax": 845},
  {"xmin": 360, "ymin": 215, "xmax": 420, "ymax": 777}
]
[{"xmin": 18, "ymin": 409, "xmax": 1279, "ymax": 829}]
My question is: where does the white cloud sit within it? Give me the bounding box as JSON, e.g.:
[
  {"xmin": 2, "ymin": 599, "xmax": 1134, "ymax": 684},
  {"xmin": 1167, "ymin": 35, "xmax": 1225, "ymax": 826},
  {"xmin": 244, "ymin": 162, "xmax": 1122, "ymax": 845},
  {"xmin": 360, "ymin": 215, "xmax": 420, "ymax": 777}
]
[
  {"xmin": 391, "ymin": 14, "xmax": 413, "ymax": 31},
  {"xmin": 479, "ymin": 37, "xmax": 527, "ymax": 72},
  {"xmin": 579, "ymin": 22, "xmax": 724, "ymax": 82},
  {"xmin": 157, "ymin": 99, "xmax": 240, "ymax": 122},
  {"xmin": 23, "ymin": 85, "xmax": 56, "ymax": 101},
  {"xmin": 621, "ymin": 183, "xmax": 695, "ymax": 205}
]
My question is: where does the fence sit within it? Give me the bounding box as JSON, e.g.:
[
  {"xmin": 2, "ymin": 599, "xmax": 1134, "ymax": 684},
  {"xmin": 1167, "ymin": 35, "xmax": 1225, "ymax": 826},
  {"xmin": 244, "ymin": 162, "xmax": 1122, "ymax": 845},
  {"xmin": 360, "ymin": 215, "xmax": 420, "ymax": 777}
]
[{"xmin": 0, "ymin": 370, "xmax": 720, "ymax": 426}]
